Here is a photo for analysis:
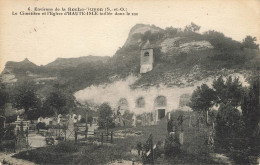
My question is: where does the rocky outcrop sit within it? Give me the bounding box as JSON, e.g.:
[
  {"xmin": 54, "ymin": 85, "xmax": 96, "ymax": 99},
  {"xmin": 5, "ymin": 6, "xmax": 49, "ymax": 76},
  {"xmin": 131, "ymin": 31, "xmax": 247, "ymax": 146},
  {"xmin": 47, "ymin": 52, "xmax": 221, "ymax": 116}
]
[
  {"xmin": 0, "ymin": 68, "xmax": 17, "ymax": 83},
  {"xmin": 161, "ymin": 38, "xmax": 213, "ymax": 54},
  {"xmin": 124, "ymin": 24, "xmax": 163, "ymax": 46},
  {"xmin": 45, "ymin": 55, "xmax": 110, "ymax": 68}
]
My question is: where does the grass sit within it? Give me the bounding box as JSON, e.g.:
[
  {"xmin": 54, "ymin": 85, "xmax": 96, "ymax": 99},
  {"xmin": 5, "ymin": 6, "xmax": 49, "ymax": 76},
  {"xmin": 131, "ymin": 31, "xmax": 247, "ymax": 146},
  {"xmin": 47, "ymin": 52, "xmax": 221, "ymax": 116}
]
[{"xmin": 13, "ymin": 111, "xmax": 226, "ymax": 165}]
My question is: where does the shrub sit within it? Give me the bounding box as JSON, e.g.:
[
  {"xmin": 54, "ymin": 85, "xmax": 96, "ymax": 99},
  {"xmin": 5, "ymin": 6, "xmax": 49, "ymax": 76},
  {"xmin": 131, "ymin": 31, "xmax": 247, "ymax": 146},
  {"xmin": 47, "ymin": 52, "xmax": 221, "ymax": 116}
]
[
  {"xmin": 97, "ymin": 103, "xmax": 115, "ymax": 129},
  {"xmin": 80, "ymin": 117, "xmax": 86, "ymax": 123},
  {"xmin": 183, "ymin": 134, "xmax": 210, "ymax": 156},
  {"xmin": 54, "ymin": 141, "xmax": 78, "ymax": 153},
  {"xmin": 164, "ymin": 134, "xmax": 181, "ymax": 157},
  {"xmin": 36, "ymin": 122, "xmax": 46, "ymax": 130}
]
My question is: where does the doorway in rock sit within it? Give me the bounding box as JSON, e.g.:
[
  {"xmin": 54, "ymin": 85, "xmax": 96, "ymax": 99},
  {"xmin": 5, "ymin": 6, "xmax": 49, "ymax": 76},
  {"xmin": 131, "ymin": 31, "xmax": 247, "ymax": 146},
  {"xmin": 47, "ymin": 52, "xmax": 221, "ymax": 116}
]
[{"xmin": 158, "ymin": 109, "xmax": 165, "ymax": 120}]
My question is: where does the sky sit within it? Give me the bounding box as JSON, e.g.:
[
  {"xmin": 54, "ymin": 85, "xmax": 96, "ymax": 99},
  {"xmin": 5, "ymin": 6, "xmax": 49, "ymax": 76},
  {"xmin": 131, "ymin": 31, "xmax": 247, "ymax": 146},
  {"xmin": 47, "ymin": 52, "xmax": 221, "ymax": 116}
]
[{"xmin": 0, "ymin": 0, "xmax": 259, "ymax": 72}]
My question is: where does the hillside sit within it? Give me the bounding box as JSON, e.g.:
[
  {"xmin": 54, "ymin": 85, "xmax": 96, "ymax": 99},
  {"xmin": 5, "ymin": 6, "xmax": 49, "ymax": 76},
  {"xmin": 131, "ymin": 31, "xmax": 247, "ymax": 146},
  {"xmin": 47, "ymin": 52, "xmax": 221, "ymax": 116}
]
[
  {"xmin": 46, "ymin": 55, "xmax": 110, "ymax": 69},
  {"xmin": 1, "ymin": 23, "xmax": 260, "ymax": 96}
]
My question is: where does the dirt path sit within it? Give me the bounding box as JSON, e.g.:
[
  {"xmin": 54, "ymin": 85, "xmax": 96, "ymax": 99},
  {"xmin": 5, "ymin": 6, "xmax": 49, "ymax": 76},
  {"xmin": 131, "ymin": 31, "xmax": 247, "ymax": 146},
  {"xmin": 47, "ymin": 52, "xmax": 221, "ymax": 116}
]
[
  {"xmin": 210, "ymin": 153, "xmax": 234, "ymax": 165},
  {"xmin": 107, "ymin": 160, "xmax": 142, "ymax": 165},
  {"xmin": 0, "ymin": 152, "xmax": 36, "ymax": 165}
]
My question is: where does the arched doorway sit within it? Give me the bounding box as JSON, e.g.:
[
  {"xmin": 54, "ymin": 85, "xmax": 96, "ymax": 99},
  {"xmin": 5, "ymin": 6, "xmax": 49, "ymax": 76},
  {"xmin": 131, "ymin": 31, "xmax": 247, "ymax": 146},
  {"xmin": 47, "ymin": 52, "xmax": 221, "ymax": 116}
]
[{"xmin": 154, "ymin": 96, "xmax": 167, "ymax": 120}]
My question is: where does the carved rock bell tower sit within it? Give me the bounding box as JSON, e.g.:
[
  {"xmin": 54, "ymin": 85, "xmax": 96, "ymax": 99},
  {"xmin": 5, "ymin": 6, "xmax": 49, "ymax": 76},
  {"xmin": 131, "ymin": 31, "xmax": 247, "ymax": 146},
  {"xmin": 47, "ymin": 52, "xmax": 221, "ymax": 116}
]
[{"xmin": 140, "ymin": 40, "xmax": 154, "ymax": 73}]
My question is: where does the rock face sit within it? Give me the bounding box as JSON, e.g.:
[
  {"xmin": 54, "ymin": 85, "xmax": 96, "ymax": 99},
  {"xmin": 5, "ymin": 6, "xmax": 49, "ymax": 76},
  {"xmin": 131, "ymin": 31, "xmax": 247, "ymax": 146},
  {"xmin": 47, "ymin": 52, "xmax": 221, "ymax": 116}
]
[
  {"xmin": 0, "ymin": 56, "xmax": 110, "ymax": 84},
  {"xmin": 179, "ymin": 41, "xmax": 214, "ymax": 52},
  {"xmin": 0, "ymin": 68, "xmax": 17, "ymax": 83},
  {"xmin": 124, "ymin": 24, "xmax": 163, "ymax": 46},
  {"xmin": 160, "ymin": 38, "xmax": 213, "ymax": 54},
  {"xmin": 45, "ymin": 55, "xmax": 110, "ymax": 68},
  {"xmin": 5, "ymin": 58, "xmax": 38, "ymax": 70}
]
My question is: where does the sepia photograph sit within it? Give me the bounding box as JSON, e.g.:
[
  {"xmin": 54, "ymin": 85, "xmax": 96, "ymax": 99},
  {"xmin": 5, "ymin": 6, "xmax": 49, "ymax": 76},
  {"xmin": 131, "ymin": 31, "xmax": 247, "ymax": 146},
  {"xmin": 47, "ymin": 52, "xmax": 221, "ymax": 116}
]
[{"xmin": 0, "ymin": 0, "xmax": 259, "ymax": 164}]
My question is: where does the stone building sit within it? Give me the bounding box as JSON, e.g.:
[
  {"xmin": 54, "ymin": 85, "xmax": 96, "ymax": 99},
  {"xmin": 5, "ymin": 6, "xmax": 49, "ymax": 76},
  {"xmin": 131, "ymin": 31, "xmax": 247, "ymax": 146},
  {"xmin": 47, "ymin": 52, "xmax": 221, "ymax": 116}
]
[{"xmin": 140, "ymin": 40, "xmax": 154, "ymax": 73}]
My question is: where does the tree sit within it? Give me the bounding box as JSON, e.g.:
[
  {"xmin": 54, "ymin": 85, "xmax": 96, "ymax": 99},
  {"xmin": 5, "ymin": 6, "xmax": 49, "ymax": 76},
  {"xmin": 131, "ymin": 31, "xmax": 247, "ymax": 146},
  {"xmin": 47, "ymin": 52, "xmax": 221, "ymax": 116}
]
[
  {"xmin": 241, "ymin": 77, "xmax": 260, "ymax": 155},
  {"xmin": 242, "ymin": 36, "xmax": 259, "ymax": 49},
  {"xmin": 0, "ymin": 82, "xmax": 9, "ymax": 116},
  {"xmin": 189, "ymin": 84, "xmax": 216, "ymax": 121},
  {"xmin": 203, "ymin": 30, "xmax": 240, "ymax": 51},
  {"xmin": 43, "ymin": 88, "xmax": 75, "ymax": 116},
  {"xmin": 215, "ymin": 103, "xmax": 244, "ymax": 149},
  {"xmin": 184, "ymin": 22, "xmax": 201, "ymax": 33},
  {"xmin": 97, "ymin": 103, "xmax": 114, "ymax": 129},
  {"xmin": 165, "ymin": 26, "xmax": 178, "ymax": 37},
  {"xmin": 213, "ymin": 76, "xmax": 243, "ymax": 107},
  {"xmin": 12, "ymin": 81, "xmax": 40, "ymax": 119}
]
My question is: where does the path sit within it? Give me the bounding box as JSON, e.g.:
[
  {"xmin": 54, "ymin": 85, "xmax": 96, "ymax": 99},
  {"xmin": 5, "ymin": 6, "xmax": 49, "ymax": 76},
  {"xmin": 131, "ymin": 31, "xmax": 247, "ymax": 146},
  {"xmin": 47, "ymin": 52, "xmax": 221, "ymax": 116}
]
[
  {"xmin": 107, "ymin": 160, "xmax": 142, "ymax": 165},
  {"xmin": 210, "ymin": 153, "xmax": 234, "ymax": 165},
  {"xmin": 28, "ymin": 133, "xmax": 46, "ymax": 148}
]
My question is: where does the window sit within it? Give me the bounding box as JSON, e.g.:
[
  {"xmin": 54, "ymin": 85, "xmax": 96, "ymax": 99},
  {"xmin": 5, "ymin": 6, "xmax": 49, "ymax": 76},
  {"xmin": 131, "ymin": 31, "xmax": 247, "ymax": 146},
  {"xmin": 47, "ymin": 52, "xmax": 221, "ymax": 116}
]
[{"xmin": 144, "ymin": 52, "xmax": 149, "ymax": 56}]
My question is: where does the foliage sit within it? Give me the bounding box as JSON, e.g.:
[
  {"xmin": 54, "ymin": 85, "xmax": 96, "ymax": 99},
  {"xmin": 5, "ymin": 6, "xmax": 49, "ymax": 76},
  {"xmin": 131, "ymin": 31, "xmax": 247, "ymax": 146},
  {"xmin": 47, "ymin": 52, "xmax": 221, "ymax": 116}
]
[
  {"xmin": 0, "ymin": 82, "xmax": 9, "ymax": 116},
  {"xmin": 13, "ymin": 110, "xmax": 223, "ymax": 165},
  {"xmin": 42, "ymin": 84, "xmax": 76, "ymax": 116},
  {"xmin": 27, "ymin": 109, "xmax": 42, "ymax": 120},
  {"xmin": 0, "ymin": 125, "xmax": 16, "ymax": 141},
  {"xmin": 87, "ymin": 115, "xmax": 93, "ymax": 123},
  {"xmin": 80, "ymin": 117, "xmax": 86, "ymax": 123},
  {"xmin": 182, "ymin": 127, "xmax": 212, "ymax": 156},
  {"xmin": 164, "ymin": 134, "xmax": 181, "ymax": 156},
  {"xmin": 12, "ymin": 81, "xmax": 41, "ymax": 118},
  {"xmin": 0, "ymin": 83, "xmax": 9, "ymax": 108},
  {"xmin": 184, "ymin": 22, "xmax": 201, "ymax": 32},
  {"xmin": 215, "ymin": 103, "xmax": 244, "ymax": 149},
  {"xmin": 242, "ymin": 36, "xmax": 259, "ymax": 49},
  {"xmin": 53, "ymin": 141, "xmax": 79, "ymax": 153},
  {"xmin": 36, "ymin": 122, "xmax": 47, "ymax": 130},
  {"xmin": 141, "ymin": 31, "xmax": 164, "ymax": 44},
  {"xmin": 203, "ymin": 30, "xmax": 241, "ymax": 51},
  {"xmin": 165, "ymin": 26, "xmax": 178, "ymax": 37},
  {"xmin": 189, "ymin": 84, "xmax": 216, "ymax": 113},
  {"xmin": 97, "ymin": 103, "xmax": 115, "ymax": 129},
  {"xmin": 241, "ymin": 77, "xmax": 260, "ymax": 159},
  {"xmin": 213, "ymin": 76, "xmax": 243, "ymax": 107},
  {"xmin": 122, "ymin": 110, "xmax": 134, "ymax": 126}
]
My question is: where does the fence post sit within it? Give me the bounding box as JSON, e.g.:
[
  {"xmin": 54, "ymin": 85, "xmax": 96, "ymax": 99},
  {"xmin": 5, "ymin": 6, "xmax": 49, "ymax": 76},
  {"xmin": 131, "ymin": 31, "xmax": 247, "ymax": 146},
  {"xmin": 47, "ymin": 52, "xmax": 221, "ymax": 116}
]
[
  {"xmin": 26, "ymin": 127, "xmax": 29, "ymax": 147},
  {"xmin": 59, "ymin": 124, "xmax": 60, "ymax": 137},
  {"xmin": 85, "ymin": 124, "xmax": 88, "ymax": 140},
  {"xmin": 14, "ymin": 138, "xmax": 16, "ymax": 153},
  {"xmin": 101, "ymin": 133, "xmax": 103, "ymax": 145},
  {"xmin": 111, "ymin": 131, "xmax": 113, "ymax": 143},
  {"xmin": 75, "ymin": 131, "xmax": 78, "ymax": 142},
  {"xmin": 64, "ymin": 128, "xmax": 66, "ymax": 141},
  {"xmin": 151, "ymin": 135, "xmax": 154, "ymax": 165}
]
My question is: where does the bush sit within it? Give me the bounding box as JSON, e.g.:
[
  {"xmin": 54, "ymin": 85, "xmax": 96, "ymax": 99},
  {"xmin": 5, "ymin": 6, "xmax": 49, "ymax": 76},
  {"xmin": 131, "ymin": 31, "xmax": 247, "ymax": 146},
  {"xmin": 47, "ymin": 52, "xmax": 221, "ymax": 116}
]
[
  {"xmin": 80, "ymin": 117, "xmax": 86, "ymax": 123},
  {"xmin": 54, "ymin": 141, "xmax": 78, "ymax": 153},
  {"xmin": 164, "ymin": 134, "xmax": 181, "ymax": 157},
  {"xmin": 97, "ymin": 103, "xmax": 115, "ymax": 129},
  {"xmin": 0, "ymin": 139, "xmax": 15, "ymax": 151},
  {"xmin": 0, "ymin": 125, "xmax": 16, "ymax": 140},
  {"xmin": 215, "ymin": 103, "xmax": 244, "ymax": 150},
  {"xmin": 87, "ymin": 116, "xmax": 93, "ymax": 125},
  {"xmin": 181, "ymin": 125, "xmax": 212, "ymax": 157},
  {"xmin": 36, "ymin": 122, "xmax": 47, "ymax": 130}
]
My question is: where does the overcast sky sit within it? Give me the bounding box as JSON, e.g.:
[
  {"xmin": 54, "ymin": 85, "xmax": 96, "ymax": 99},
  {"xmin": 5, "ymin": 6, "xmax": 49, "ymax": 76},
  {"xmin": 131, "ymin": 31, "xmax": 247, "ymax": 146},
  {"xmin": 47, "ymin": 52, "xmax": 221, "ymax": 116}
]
[{"xmin": 0, "ymin": 0, "xmax": 259, "ymax": 71}]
